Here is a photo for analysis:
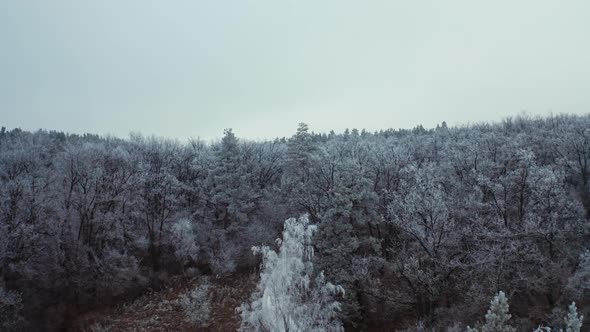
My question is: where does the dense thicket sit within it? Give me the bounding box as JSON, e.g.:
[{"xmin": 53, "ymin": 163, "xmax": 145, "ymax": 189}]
[{"xmin": 1, "ymin": 114, "xmax": 589, "ymax": 330}]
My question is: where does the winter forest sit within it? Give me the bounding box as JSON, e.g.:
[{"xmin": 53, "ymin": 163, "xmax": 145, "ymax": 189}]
[{"xmin": 1, "ymin": 114, "xmax": 590, "ymax": 331}]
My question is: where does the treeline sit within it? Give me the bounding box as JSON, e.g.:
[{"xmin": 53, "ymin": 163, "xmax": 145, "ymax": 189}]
[{"xmin": 0, "ymin": 114, "xmax": 589, "ymax": 330}]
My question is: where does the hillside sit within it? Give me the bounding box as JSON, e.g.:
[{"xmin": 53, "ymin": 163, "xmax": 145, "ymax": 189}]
[{"xmin": 1, "ymin": 114, "xmax": 589, "ymax": 331}]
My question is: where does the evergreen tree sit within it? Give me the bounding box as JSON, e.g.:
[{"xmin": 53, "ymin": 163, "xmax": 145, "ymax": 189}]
[
  {"xmin": 564, "ymin": 302, "xmax": 583, "ymax": 332},
  {"xmin": 468, "ymin": 291, "xmax": 515, "ymax": 332}
]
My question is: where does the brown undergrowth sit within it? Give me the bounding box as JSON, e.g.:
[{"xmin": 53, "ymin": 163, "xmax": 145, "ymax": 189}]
[{"xmin": 71, "ymin": 272, "xmax": 257, "ymax": 332}]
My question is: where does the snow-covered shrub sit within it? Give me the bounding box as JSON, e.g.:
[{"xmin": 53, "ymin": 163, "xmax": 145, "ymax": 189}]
[
  {"xmin": 240, "ymin": 214, "xmax": 344, "ymax": 332},
  {"xmin": 178, "ymin": 278, "xmax": 211, "ymax": 328}
]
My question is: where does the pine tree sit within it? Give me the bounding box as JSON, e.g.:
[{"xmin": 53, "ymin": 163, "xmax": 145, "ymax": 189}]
[
  {"xmin": 468, "ymin": 291, "xmax": 515, "ymax": 332},
  {"xmin": 564, "ymin": 302, "xmax": 583, "ymax": 332},
  {"xmin": 532, "ymin": 302, "xmax": 583, "ymax": 332}
]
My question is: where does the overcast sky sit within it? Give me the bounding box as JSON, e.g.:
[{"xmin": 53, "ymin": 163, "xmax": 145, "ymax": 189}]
[{"xmin": 1, "ymin": 1, "xmax": 589, "ymax": 140}]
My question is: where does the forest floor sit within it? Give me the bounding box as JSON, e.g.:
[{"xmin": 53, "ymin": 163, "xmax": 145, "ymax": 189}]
[{"xmin": 71, "ymin": 273, "xmax": 256, "ymax": 332}]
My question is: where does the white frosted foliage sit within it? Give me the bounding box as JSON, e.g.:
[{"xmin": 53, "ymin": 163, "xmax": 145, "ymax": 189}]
[
  {"xmin": 240, "ymin": 214, "xmax": 344, "ymax": 332},
  {"xmin": 564, "ymin": 302, "xmax": 583, "ymax": 332},
  {"xmin": 468, "ymin": 291, "xmax": 515, "ymax": 332}
]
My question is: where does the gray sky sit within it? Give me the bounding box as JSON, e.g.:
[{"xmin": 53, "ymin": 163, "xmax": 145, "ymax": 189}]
[{"xmin": 1, "ymin": 0, "xmax": 589, "ymax": 140}]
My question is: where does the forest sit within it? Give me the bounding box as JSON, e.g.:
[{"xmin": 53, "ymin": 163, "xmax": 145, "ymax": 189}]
[{"xmin": 1, "ymin": 114, "xmax": 589, "ymax": 331}]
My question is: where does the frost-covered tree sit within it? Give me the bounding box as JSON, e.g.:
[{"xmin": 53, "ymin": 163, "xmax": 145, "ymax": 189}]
[
  {"xmin": 286, "ymin": 123, "xmax": 316, "ymax": 183},
  {"xmin": 564, "ymin": 302, "xmax": 583, "ymax": 332},
  {"xmin": 131, "ymin": 136, "xmax": 182, "ymax": 271},
  {"xmin": 533, "ymin": 302, "xmax": 583, "ymax": 332},
  {"xmin": 467, "ymin": 291, "xmax": 515, "ymax": 332},
  {"xmin": 204, "ymin": 129, "xmax": 269, "ymax": 275},
  {"xmin": 386, "ymin": 163, "xmax": 466, "ymax": 318},
  {"xmin": 240, "ymin": 215, "xmax": 344, "ymax": 332}
]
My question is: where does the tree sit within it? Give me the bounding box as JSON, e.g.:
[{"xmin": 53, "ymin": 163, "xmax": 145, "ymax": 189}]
[
  {"xmin": 286, "ymin": 123, "xmax": 316, "ymax": 183},
  {"xmin": 467, "ymin": 291, "xmax": 515, "ymax": 332},
  {"xmin": 132, "ymin": 136, "xmax": 182, "ymax": 272},
  {"xmin": 564, "ymin": 302, "xmax": 583, "ymax": 332},
  {"xmin": 386, "ymin": 163, "xmax": 463, "ymax": 318},
  {"xmin": 240, "ymin": 215, "xmax": 344, "ymax": 332},
  {"xmin": 206, "ymin": 129, "xmax": 265, "ymax": 275},
  {"xmin": 533, "ymin": 302, "xmax": 583, "ymax": 332}
]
